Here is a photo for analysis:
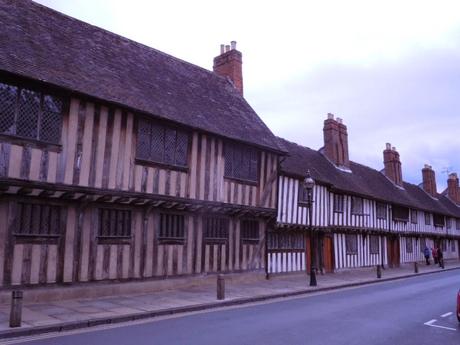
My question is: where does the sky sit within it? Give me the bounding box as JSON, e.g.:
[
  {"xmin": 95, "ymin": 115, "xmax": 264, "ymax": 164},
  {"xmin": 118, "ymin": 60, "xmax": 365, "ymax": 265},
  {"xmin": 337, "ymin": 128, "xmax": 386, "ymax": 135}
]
[{"xmin": 35, "ymin": 0, "xmax": 460, "ymax": 190}]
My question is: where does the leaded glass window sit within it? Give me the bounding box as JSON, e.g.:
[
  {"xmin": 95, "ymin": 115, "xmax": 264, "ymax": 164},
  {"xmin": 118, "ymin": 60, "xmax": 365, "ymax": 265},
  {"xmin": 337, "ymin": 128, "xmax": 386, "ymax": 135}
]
[
  {"xmin": 136, "ymin": 119, "xmax": 189, "ymax": 167},
  {"xmin": 0, "ymin": 82, "xmax": 63, "ymax": 144}
]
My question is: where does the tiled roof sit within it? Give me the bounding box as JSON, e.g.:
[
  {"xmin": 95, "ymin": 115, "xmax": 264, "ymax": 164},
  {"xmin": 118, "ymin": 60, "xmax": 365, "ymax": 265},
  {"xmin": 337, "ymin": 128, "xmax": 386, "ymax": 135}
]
[
  {"xmin": 0, "ymin": 0, "xmax": 283, "ymax": 153},
  {"xmin": 278, "ymin": 137, "xmax": 460, "ymax": 217}
]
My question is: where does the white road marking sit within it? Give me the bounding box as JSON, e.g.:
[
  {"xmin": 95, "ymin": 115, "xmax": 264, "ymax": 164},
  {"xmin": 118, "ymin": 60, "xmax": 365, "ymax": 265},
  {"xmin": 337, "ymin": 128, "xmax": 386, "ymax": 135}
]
[
  {"xmin": 441, "ymin": 312, "xmax": 452, "ymax": 318},
  {"xmin": 424, "ymin": 319, "xmax": 456, "ymax": 331}
]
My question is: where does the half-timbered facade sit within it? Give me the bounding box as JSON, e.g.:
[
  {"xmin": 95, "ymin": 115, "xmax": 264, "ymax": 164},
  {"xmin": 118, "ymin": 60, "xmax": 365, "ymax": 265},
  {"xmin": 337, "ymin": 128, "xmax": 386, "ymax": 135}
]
[
  {"xmin": 270, "ymin": 114, "xmax": 460, "ymax": 274},
  {"xmin": 0, "ymin": 1, "xmax": 283, "ymax": 288}
]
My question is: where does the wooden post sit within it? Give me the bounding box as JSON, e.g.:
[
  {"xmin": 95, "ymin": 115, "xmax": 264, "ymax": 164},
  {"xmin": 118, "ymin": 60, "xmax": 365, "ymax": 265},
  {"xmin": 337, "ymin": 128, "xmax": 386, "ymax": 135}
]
[
  {"xmin": 9, "ymin": 290, "xmax": 23, "ymax": 328},
  {"xmin": 217, "ymin": 274, "xmax": 225, "ymax": 300},
  {"xmin": 414, "ymin": 261, "xmax": 419, "ymax": 273},
  {"xmin": 376, "ymin": 265, "xmax": 382, "ymax": 279}
]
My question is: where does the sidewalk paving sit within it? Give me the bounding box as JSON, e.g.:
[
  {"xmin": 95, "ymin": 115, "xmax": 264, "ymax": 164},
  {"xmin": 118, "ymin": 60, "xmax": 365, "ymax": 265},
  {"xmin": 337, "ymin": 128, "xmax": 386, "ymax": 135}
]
[{"xmin": 0, "ymin": 260, "xmax": 459, "ymax": 339}]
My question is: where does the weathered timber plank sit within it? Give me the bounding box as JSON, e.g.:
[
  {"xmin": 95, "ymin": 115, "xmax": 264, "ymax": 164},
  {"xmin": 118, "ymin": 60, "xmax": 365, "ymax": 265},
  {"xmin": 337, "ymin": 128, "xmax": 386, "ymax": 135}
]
[
  {"xmin": 63, "ymin": 99, "xmax": 80, "ymax": 184},
  {"xmin": 122, "ymin": 113, "xmax": 134, "ymax": 190},
  {"xmin": 79, "ymin": 102, "xmax": 95, "ymax": 186},
  {"xmin": 108, "ymin": 109, "xmax": 122, "ymax": 190}
]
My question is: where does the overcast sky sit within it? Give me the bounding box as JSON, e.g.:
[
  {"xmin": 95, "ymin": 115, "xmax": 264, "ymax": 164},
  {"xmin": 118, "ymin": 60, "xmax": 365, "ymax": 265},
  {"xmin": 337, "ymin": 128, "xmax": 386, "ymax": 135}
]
[{"xmin": 35, "ymin": 0, "xmax": 460, "ymax": 190}]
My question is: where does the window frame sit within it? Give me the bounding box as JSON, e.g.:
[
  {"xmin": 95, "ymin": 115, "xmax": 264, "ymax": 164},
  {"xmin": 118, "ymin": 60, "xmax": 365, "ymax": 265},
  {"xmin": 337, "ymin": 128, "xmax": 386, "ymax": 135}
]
[
  {"xmin": 351, "ymin": 196, "xmax": 363, "ymax": 215},
  {"xmin": 424, "ymin": 212, "xmax": 431, "ymax": 225},
  {"xmin": 203, "ymin": 216, "xmax": 229, "ymax": 243},
  {"xmin": 333, "ymin": 194, "xmax": 344, "ymax": 213},
  {"xmin": 376, "ymin": 202, "xmax": 387, "ymax": 219},
  {"xmin": 369, "ymin": 235, "xmax": 380, "ymax": 254},
  {"xmin": 392, "ymin": 205, "xmax": 409, "ymax": 222},
  {"xmin": 345, "ymin": 234, "xmax": 358, "ymax": 255},
  {"xmin": 158, "ymin": 212, "xmax": 186, "ymax": 244},
  {"xmin": 13, "ymin": 200, "xmax": 63, "ymax": 244},
  {"xmin": 405, "ymin": 237, "xmax": 413, "ymax": 253},
  {"xmin": 446, "ymin": 217, "xmax": 452, "ymax": 229},
  {"xmin": 410, "ymin": 209, "xmax": 418, "ymax": 224},
  {"xmin": 0, "ymin": 81, "xmax": 64, "ymax": 148},
  {"xmin": 433, "ymin": 213, "xmax": 445, "ymax": 227},
  {"xmin": 456, "ymin": 218, "xmax": 460, "ymax": 230},
  {"xmin": 224, "ymin": 142, "xmax": 259, "ymax": 184},
  {"xmin": 135, "ymin": 117, "xmax": 190, "ymax": 171},
  {"xmin": 240, "ymin": 218, "xmax": 260, "ymax": 243},
  {"xmin": 97, "ymin": 207, "xmax": 132, "ymax": 244}
]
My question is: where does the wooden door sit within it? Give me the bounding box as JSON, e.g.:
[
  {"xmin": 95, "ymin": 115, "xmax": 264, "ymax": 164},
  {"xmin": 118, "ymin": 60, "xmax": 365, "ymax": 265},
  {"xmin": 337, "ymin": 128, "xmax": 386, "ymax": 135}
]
[
  {"xmin": 387, "ymin": 236, "xmax": 400, "ymax": 268},
  {"xmin": 323, "ymin": 236, "xmax": 334, "ymax": 273}
]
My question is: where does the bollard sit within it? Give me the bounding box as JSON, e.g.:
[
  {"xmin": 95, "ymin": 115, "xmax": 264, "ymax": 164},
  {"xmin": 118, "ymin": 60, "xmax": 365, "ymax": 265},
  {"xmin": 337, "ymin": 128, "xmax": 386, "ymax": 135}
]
[
  {"xmin": 9, "ymin": 290, "xmax": 23, "ymax": 328},
  {"xmin": 217, "ymin": 274, "xmax": 225, "ymax": 300},
  {"xmin": 376, "ymin": 265, "xmax": 382, "ymax": 279},
  {"xmin": 309, "ymin": 267, "xmax": 317, "ymax": 286},
  {"xmin": 414, "ymin": 262, "xmax": 419, "ymax": 273}
]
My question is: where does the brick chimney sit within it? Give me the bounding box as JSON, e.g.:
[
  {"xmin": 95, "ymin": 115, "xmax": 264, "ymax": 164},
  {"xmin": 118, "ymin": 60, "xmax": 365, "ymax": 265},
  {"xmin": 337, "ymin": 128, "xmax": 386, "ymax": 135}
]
[
  {"xmin": 383, "ymin": 143, "xmax": 403, "ymax": 187},
  {"xmin": 323, "ymin": 114, "xmax": 350, "ymax": 168},
  {"xmin": 422, "ymin": 164, "xmax": 437, "ymax": 197},
  {"xmin": 213, "ymin": 41, "xmax": 243, "ymax": 95},
  {"xmin": 447, "ymin": 172, "xmax": 459, "ymax": 204}
]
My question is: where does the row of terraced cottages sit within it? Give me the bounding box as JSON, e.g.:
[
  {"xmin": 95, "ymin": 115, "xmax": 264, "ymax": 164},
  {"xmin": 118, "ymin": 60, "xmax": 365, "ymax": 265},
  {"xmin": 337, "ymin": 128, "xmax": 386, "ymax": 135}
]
[
  {"xmin": 1, "ymin": 1, "xmax": 459, "ymax": 290},
  {"xmin": 0, "ymin": 1, "xmax": 282, "ymax": 288},
  {"xmin": 269, "ymin": 115, "xmax": 460, "ymax": 274}
]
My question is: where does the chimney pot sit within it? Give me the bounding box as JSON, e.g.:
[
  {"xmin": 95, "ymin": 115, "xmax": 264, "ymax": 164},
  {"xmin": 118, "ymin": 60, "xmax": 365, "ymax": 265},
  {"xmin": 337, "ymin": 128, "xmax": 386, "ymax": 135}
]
[
  {"xmin": 422, "ymin": 165, "xmax": 437, "ymax": 197},
  {"xmin": 213, "ymin": 41, "xmax": 244, "ymax": 95},
  {"xmin": 383, "ymin": 144, "xmax": 403, "ymax": 187},
  {"xmin": 231, "ymin": 41, "xmax": 237, "ymax": 50},
  {"xmin": 447, "ymin": 172, "xmax": 460, "ymax": 204},
  {"xmin": 327, "ymin": 113, "xmax": 334, "ymax": 120},
  {"xmin": 336, "ymin": 117, "xmax": 343, "ymax": 124}
]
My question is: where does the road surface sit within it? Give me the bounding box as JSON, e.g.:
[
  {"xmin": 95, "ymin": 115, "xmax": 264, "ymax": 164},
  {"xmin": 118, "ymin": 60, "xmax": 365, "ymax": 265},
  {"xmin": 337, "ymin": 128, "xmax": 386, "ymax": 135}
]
[{"xmin": 6, "ymin": 269, "xmax": 460, "ymax": 345}]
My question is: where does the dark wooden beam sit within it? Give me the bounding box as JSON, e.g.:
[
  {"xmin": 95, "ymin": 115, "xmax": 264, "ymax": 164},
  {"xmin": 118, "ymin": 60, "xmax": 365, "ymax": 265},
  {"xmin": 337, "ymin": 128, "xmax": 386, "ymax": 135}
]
[
  {"xmin": 39, "ymin": 190, "xmax": 55, "ymax": 197},
  {"xmin": 60, "ymin": 192, "xmax": 76, "ymax": 200},
  {"xmin": 96, "ymin": 195, "xmax": 113, "ymax": 203},
  {"xmin": 17, "ymin": 187, "xmax": 33, "ymax": 195}
]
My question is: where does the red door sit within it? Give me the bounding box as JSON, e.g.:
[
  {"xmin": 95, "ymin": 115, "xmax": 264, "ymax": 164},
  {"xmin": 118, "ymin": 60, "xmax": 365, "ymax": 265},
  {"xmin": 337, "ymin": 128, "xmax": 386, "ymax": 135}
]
[
  {"xmin": 323, "ymin": 236, "xmax": 334, "ymax": 273},
  {"xmin": 387, "ymin": 236, "xmax": 400, "ymax": 268}
]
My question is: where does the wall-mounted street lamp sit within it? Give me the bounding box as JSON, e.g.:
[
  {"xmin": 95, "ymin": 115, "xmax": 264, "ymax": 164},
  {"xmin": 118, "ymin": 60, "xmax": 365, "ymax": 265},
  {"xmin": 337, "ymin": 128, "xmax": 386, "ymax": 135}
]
[{"xmin": 303, "ymin": 170, "xmax": 316, "ymax": 286}]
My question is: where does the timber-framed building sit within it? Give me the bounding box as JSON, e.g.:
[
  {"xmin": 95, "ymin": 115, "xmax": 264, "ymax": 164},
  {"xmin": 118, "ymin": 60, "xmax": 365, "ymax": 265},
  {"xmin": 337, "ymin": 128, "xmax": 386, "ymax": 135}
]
[
  {"xmin": 0, "ymin": 0, "xmax": 283, "ymax": 288},
  {"xmin": 270, "ymin": 114, "xmax": 460, "ymax": 274}
]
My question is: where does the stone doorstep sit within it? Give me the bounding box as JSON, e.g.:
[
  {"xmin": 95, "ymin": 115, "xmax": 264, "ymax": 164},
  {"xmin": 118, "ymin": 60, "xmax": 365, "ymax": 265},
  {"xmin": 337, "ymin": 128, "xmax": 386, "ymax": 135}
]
[
  {"xmin": 0, "ymin": 265, "xmax": 459, "ymax": 340},
  {"xmin": 0, "ymin": 271, "xmax": 267, "ymax": 305}
]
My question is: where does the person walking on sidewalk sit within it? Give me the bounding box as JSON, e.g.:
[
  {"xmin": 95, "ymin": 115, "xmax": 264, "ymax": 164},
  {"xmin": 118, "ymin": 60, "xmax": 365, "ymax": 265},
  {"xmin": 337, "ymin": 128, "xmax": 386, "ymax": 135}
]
[
  {"xmin": 432, "ymin": 247, "xmax": 438, "ymax": 265},
  {"xmin": 437, "ymin": 246, "xmax": 444, "ymax": 268},
  {"xmin": 423, "ymin": 246, "xmax": 431, "ymax": 265}
]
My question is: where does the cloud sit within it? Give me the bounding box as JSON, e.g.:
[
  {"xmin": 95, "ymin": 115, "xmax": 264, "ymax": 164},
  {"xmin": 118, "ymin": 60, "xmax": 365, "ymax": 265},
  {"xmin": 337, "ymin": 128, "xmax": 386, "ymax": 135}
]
[{"xmin": 251, "ymin": 44, "xmax": 460, "ymax": 190}]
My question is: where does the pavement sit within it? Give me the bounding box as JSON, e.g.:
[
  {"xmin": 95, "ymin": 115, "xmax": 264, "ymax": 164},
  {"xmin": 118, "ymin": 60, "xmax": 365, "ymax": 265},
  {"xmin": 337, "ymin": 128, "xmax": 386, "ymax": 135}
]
[{"xmin": 0, "ymin": 260, "xmax": 459, "ymax": 341}]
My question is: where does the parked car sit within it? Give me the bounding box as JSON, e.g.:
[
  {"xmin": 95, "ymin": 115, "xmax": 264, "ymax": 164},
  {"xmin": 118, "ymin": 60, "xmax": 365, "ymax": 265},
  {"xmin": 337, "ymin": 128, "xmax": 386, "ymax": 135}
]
[{"xmin": 457, "ymin": 289, "xmax": 460, "ymax": 322}]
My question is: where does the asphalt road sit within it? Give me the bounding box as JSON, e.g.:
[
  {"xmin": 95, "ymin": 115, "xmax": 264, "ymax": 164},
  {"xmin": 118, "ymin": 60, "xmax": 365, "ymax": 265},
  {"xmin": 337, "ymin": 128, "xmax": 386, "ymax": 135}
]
[{"xmin": 7, "ymin": 270, "xmax": 460, "ymax": 345}]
